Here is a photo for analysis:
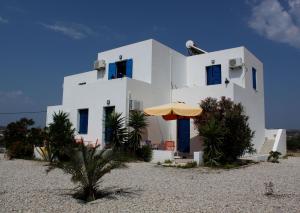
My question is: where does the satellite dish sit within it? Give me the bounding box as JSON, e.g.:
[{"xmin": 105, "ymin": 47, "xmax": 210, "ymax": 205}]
[
  {"xmin": 186, "ymin": 40, "xmax": 207, "ymax": 55},
  {"xmin": 186, "ymin": 40, "xmax": 195, "ymax": 49}
]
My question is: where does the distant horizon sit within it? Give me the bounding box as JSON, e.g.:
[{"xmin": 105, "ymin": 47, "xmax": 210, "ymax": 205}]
[{"xmin": 1, "ymin": 0, "xmax": 300, "ymax": 129}]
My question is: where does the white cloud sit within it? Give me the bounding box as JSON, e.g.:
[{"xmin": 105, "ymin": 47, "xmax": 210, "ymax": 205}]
[
  {"xmin": 40, "ymin": 22, "xmax": 96, "ymax": 40},
  {"xmin": 0, "ymin": 16, "xmax": 8, "ymax": 24},
  {"xmin": 0, "ymin": 90, "xmax": 33, "ymax": 105},
  {"xmin": 248, "ymin": 0, "xmax": 300, "ymax": 48}
]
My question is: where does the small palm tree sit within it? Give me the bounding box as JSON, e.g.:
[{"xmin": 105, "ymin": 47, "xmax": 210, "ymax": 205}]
[
  {"xmin": 128, "ymin": 111, "xmax": 148, "ymax": 152},
  {"xmin": 47, "ymin": 141, "xmax": 125, "ymax": 202},
  {"xmin": 105, "ymin": 112, "xmax": 127, "ymax": 151},
  {"xmin": 199, "ymin": 118, "xmax": 225, "ymax": 166},
  {"xmin": 48, "ymin": 111, "xmax": 75, "ymax": 161}
]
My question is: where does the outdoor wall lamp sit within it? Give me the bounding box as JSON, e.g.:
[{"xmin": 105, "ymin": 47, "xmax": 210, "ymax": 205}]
[{"xmin": 225, "ymin": 78, "xmax": 230, "ymax": 85}]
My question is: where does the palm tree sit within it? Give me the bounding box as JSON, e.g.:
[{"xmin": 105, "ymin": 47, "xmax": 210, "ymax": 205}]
[
  {"xmin": 128, "ymin": 111, "xmax": 148, "ymax": 153},
  {"xmin": 199, "ymin": 118, "xmax": 224, "ymax": 166},
  {"xmin": 47, "ymin": 142, "xmax": 124, "ymax": 202},
  {"xmin": 48, "ymin": 111, "xmax": 76, "ymax": 161},
  {"xmin": 105, "ymin": 112, "xmax": 127, "ymax": 151}
]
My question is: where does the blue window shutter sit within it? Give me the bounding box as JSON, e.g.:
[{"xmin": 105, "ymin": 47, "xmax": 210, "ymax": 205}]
[
  {"xmin": 206, "ymin": 66, "xmax": 213, "ymax": 85},
  {"xmin": 206, "ymin": 65, "xmax": 221, "ymax": 85},
  {"xmin": 126, "ymin": 59, "xmax": 133, "ymax": 78},
  {"xmin": 108, "ymin": 63, "xmax": 116, "ymax": 80},
  {"xmin": 252, "ymin": 68, "xmax": 257, "ymax": 90},
  {"xmin": 214, "ymin": 65, "xmax": 221, "ymax": 84},
  {"xmin": 79, "ymin": 109, "xmax": 88, "ymax": 134}
]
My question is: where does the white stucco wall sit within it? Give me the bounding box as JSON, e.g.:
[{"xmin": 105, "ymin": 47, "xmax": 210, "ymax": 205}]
[
  {"xmin": 186, "ymin": 47, "xmax": 245, "ymax": 88},
  {"xmin": 97, "ymin": 39, "xmax": 153, "ymax": 84},
  {"xmin": 233, "ymin": 84, "xmax": 265, "ymax": 152},
  {"xmin": 61, "ymin": 78, "xmax": 128, "ymax": 142},
  {"xmin": 46, "ymin": 39, "xmax": 276, "ymax": 154}
]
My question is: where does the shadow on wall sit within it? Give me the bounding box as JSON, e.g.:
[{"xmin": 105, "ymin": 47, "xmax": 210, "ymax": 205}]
[
  {"xmin": 190, "ymin": 135, "xmax": 204, "ymax": 153},
  {"xmin": 229, "ymin": 68, "xmax": 243, "ymax": 79}
]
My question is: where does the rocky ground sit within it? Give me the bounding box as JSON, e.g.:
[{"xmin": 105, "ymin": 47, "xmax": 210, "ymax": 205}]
[{"xmin": 0, "ymin": 154, "xmax": 299, "ymax": 213}]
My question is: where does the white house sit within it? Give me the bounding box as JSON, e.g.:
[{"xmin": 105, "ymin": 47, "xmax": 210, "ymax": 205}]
[{"xmin": 46, "ymin": 39, "xmax": 286, "ymax": 159}]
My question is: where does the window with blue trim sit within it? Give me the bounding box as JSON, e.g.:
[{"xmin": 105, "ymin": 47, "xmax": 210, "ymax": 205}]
[
  {"xmin": 108, "ymin": 59, "xmax": 133, "ymax": 80},
  {"xmin": 206, "ymin": 64, "xmax": 221, "ymax": 85},
  {"xmin": 78, "ymin": 109, "xmax": 88, "ymax": 134},
  {"xmin": 252, "ymin": 68, "xmax": 257, "ymax": 90}
]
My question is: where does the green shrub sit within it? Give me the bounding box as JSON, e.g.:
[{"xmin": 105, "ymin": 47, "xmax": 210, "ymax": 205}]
[
  {"xmin": 194, "ymin": 97, "xmax": 255, "ymax": 166},
  {"xmin": 136, "ymin": 145, "xmax": 152, "ymax": 162},
  {"xmin": 177, "ymin": 161, "xmax": 197, "ymax": 169},
  {"xmin": 47, "ymin": 111, "xmax": 76, "ymax": 162},
  {"xmin": 164, "ymin": 159, "xmax": 173, "ymax": 164},
  {"xmin": 4, "ymin": 118, "xmax": 44, "ymax": 159},
  {"xmin": 268, "ymin": 151, "xmax": 281, "ymax": 163},
  {"xmin": 113, "ymin": 150, "xmax": 138, "ymax": 162},
  {"xmin": 7, "ymin": 141, "xmax": 34, "ymax": 159},
  {"xmin": 287, "ymin": 136, "xmax": 300, "ymax": 151}
]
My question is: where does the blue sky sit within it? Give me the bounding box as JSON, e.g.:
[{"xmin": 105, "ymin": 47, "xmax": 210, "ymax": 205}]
[{"xmin": 0, "ymin": 0, "xmax": 300, "ymax": 129}]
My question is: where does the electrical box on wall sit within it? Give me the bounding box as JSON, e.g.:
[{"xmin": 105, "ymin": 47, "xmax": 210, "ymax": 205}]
[{"xmin": 94, "ymin": 59, "xmax": 106, "ymax": 71}]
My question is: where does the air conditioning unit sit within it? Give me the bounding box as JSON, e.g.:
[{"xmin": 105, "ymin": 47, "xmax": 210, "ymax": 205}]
[
  {"xmin": 129, "ymin": 100, "xmax": 141, "ymax": 111},
  {"xmin": 229, "ymin": 58, "xmax": 243, "ymax": 69},
  {"xmin": 94, "ymin": 59, "xmax": 106, "ymax": 71}
]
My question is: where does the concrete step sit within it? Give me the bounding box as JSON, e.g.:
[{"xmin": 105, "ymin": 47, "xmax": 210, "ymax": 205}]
[
  {"xmin": 174, "ymin": 158, "xmax": 194, "ymax": 164},
  {"xmin": 241, "ymin": 154, "xmax": 269, "ymax": 162},
  {"xmin": 259, "ymin": 139, "xmax": 275, "ymax": 154}
]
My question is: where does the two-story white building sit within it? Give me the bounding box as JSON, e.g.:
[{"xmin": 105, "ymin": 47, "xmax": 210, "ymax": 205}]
[{"xmin": 46, "ymin": 39, "xmax": 286, "ymax": 157}]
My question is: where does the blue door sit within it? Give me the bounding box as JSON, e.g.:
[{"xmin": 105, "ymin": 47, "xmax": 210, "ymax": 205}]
[
  {"xmin": 177, "ymin": 118, "xmax": 190, "ymax": 153},
  {"xmin": 79, "ymin": 109, "xmax": 88, "ymax": 134},
  {"xmin": 104, "ymin": 106, "xmax": 115, "ymax": 144},
  {"xmin": 206, "ymin": 65, "xmax": 221, "ymax": 85}
]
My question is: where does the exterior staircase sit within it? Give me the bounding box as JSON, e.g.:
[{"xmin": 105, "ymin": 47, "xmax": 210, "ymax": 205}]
[{"xmin": 259, "ymin": 138, "xmax": 275, "ymax": 154}]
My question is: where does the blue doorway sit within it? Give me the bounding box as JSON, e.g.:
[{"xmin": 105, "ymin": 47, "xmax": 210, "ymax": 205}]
[
  {"xmin": 177, "ymin": 118, "xmax": 190, "ymax": 153},
  {"xmin": 104, "ymin": 106, "xmax": 115, "ymax": 145}
]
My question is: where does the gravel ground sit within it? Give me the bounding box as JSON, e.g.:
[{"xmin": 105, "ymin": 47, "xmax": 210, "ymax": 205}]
[{"xmin": 0, "ymin": 154, "xmax": 300, "ymax": 213}]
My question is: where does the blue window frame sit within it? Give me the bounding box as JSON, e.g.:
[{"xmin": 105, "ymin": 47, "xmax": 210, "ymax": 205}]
[
  {"xmin": 252, "ymin": 67, "xmax": 257, "ymax": 90},
  {"xmin": 206, "ymin": 65, "xmax": 221, "ymax": 85},
  {"xmin": 108, "ymin": 59, "xmax": 133, "ymax": 80},
  {"xmin": 78, "ymin": 109, "xmax": 88, "ymax": 134}
]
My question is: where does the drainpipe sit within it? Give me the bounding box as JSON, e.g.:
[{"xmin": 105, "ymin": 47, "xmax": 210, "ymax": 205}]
[{"xmin": 169, "ymin": 51, "xmax": 172, "ymax": 141}]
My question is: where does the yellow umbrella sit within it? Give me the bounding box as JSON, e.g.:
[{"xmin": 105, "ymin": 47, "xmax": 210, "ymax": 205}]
[{"xmin": 144, "ymin": 102, "xmax": 202, "ymax": 120}]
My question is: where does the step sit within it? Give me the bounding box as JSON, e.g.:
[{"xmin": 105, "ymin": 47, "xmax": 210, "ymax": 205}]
[
  {"xmin": 259, "ymin": 139, "xmax": 275, "ymax": 154},
  {"xmin": 174, "ymin": 158, "xmax": 194, "ymax": 164}
]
